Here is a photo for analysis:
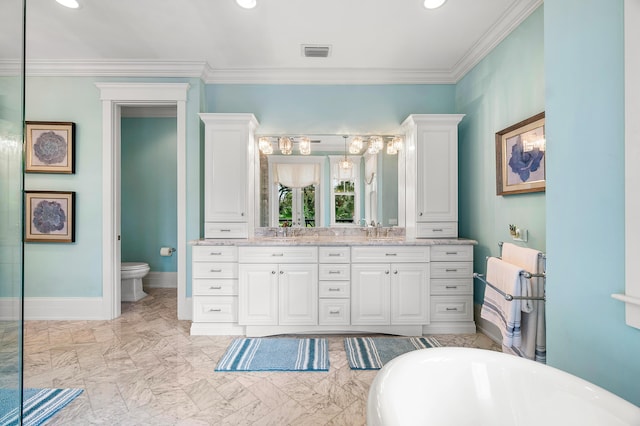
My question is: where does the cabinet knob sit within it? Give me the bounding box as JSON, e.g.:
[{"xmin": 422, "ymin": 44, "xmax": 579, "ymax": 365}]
[
  {"xmin": 210, "ymin": 269, "xmax": 222, "ymax": 273},
  {"xmin": 393, "ymin": 270, "xmax": 398, "ymax": 274},
  {"xmin": 329, "ymin": 310, "xmax": 340, "ymax": 314},
  {"xmin": 210, "ymin": 286, "xmax": 222, "ymax": 290},
  {"xmin": 280, "ymin": 270, "xmax": 284, "ymax": 275},
  {"xmin": 385, "ymin": 270, "xmax": 390, "ymax": 275},
  {"xmin": 446, "ymin": 307, "xmax": 458, "ymax": 311},
  {"xmin": 272, "ymin": 271, "xmax": 276, "ymax": 274},
  {"xmin": 240, "ymin": 212, "xmax": 245, "ymax": 217},
  {"xmin": 419, "ymin": 212, "xmax": 423, "ymax": 216},
  {"xmin": 210, "ymin": 252, "xmax": 222, "ymax": 256},
  {"xmin": 445, "ymin": 285, "xmax": 458, "ymax": 289},
  {"xmin": 209, "ymin": 308, "xmax": 222, "ymax": 312}
]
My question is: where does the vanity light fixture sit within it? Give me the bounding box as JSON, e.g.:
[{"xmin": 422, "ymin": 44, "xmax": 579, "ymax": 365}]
[
  {"xmin": 258, "ymin": 137, "xmax": 273, "ymax": 155},
  {"xmin": 56, "ymin": 0, "xmax": 80, "ymax": 8},
  {"xmin": 279, "ymin": 137, "xmax": 293, "ymax": 155},
  {"xmin": 298, "ymin": 136, "xmax": 311, "ymax": 155},
  {"xmin": 367, "ymin": 136, "xmax": 384, "ymax": 155},
  {"xmin": 236, "ymin": 0, "xmax": 257, "ymax": 9},
  {"xmin": 423, "ymin": 0, "xmax": 446, "ymax": 9},
  {"xmin": 339, "ymin": 135, "xmax": 353, "ymax": 171},
  {"xmin": 349, "ymin": 136, "xmax": 364, "ymax": 154}
]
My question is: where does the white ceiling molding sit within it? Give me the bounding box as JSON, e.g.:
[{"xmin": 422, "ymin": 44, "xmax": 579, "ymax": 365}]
[
  {"xmin": 450, "ymin": 0, "xmax": 543, "ymax": 82},
  {"xmin": 202, "ymin": 67, "xmax": 456, "ymax": 85}
]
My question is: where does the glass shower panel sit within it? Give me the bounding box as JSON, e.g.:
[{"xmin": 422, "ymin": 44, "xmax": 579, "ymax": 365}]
[{"xmin": 0, "ymin": 0, "xmax": 25, "ymax": 421}]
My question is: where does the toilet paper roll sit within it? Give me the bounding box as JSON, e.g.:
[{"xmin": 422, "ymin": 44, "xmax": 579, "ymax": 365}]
[{"xmin": 160, "ymin": 247, "xmax": 174, "ymax": 257}]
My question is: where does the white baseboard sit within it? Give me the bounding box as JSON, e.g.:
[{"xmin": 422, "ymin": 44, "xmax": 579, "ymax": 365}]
[
  {"xmin": 144, "ymin": 272, "xmax": 177, "ymax": 288},
  {"xmin": 474, "ymin": 303, "xmax": 502, "ymax": 344},
  {"xmin": 0, "ymin": 297, "xmax": 107, "ymax": 320}
]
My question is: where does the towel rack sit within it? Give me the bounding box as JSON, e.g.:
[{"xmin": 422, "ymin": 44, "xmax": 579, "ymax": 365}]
[
  {"xmin": 474, "ymin": 242, "xmax": 547, "ymax": 302},
  {"xmin": 474, "ymin": 273, "xmax": 546, "ymax": 301}
]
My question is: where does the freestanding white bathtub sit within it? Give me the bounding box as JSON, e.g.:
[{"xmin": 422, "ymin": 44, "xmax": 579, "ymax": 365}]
[{"xmin": 367, "ymin": 347, "xmax": 640, "ymax": 426}]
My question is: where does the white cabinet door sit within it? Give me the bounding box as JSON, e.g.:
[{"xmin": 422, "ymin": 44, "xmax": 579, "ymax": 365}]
[
  {"xmin": 238, "ymin": 263, "xmax": 278, "ymax": 325},
  {"xmin": 416, "ymin": 126, "xmax": 458, "ymax": 223},
  {"xmin": 351, "ymin": 263, "xmax": 390, "ymax": 325},
  {"xmin": 278, "ymin": 264, "xmax": 318, "ymax": 325},
  {"xmin": 390, "ymin": 263, "xmax": 429, "ymax": 324}
]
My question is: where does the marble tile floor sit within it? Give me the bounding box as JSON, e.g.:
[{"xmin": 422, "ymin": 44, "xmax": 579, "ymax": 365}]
[{"xmin": 21, "ymin": 288, "xmax": 500, "ymax": 425}]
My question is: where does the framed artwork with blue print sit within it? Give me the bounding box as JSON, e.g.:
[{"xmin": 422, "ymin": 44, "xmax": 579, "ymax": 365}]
[
  {"xmin": 496, "ymin": 112, "xmax": 545, "ymax": 195},
  {"xmin": 25, "ymin": 121, "xmax": 75, "ymax": 174},
  {"xmin": 25, "ymin": 191, "xmax": 75, "ymax": 243}
]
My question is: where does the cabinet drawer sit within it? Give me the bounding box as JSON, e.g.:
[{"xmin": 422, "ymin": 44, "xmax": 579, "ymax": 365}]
[
  {"xmin": 205, "ymin": 222, "xmax": 248, "ymax": 239},
  {"xmin": 193, "ymin": 279, "xmax": 238, "ymax": 296},
  {"xmin": 239, "ymin": 246, "xmax": 318, "ymax": 263},
  {"xmin": 416, "ymin": 222, "xmax": 457, "ymax": 238},
  {"xmin": 193, "ymin": 296, "xmax": 238, "ymax": 322},
  {"xmin": 319, "ymin": 247, "xmax": 351, "ymax": 263},
  {"xmin": 193, "ymin": 262, "xmax": 238, "ymax": 279},
  {"xmin": 431, "ymin": 296, "xmax": 473, "ymax": 321},
  {"xmin": 430, "ymin": 245, "xmax": 473, "ymax": 262},
  {"xmin": 351, "ymin": 246, "xmax": 429, "ymax": 263},
  {"xmin": 192, "ymin": 245, "xmax": 238, "ymax": 262},
  {"xmin": 430, "ymin": 278, "xmax": 473, "ymax": 296},
  {"xmin": 430, "ymin": 261, "xmax": 473, "ymax": 278},
  {"xmin": 319, "ymin": 264, "xmax": 350, "ymax": 281},
  {"xmin": 319, "ymin": 299, "xmax": 350, "ymax": 325},
  {"xmin": 430, "ymin": 296, "xmax": 473, "ymax": 321},
  {"xmin": 319, "ymin": 281, "xmax": 350, "ymax": 298}
]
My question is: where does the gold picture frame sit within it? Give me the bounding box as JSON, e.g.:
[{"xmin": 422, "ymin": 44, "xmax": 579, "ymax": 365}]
[
  {"xmin": 25, "ymin": 191, "xmax": 76, "ymax": 243},
  {"xmin": 496, "ymin": 112, "xmax": 546, "ymax": 195},
  {"xmin": 25, "ymin": 121, "xmax": 75, "ymax": 174}
]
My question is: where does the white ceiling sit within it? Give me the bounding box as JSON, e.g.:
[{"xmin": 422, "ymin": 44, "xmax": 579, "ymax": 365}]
[{"xmin": 2, "ymin": 0, "xmax": 542, "ymax": 84}]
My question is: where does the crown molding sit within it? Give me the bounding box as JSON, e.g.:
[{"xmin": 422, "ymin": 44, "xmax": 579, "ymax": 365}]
[
  {"xmin": 202, "ymin": 67, "xmax": 455, "ymax": 85},
  {"xmin": 450, "ymin": 0, "xmax": 543, "ymax": 82}
]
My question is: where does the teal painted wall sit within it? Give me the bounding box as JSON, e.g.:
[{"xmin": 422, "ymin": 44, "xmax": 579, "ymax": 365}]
[
  {"xmin": 206, "ymin": 84, "xmax": 456, "ymax": 134},
  {"xmin": 121, "ymin": 117, "xmax": 177, "ymax": 273},
  {"xmin": 456, "ymin": 6, "xmax": 545, "ymax": 305},
  {"xmin": 24, "ymin": 76, "xmax": 203, "ymax": 298},
  {"xmin": 545, "ymin": 0, "xmax": 640, "ymax": 406}
]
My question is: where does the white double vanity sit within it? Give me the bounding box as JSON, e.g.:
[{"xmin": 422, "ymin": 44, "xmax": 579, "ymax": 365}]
[{"xmin": 190, "ymin": 113, "xmax": 476, "ymax": 337}]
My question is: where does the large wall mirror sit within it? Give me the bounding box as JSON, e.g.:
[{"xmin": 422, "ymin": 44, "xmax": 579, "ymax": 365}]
[{"xmin": 256, "ymin": 134, "xmax": 400, "ymax": 228}]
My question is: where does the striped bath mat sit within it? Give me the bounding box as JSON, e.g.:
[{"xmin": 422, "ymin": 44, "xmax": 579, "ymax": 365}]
[
  {"xmin": 215, "ymin": 338, "xmax": 329, "ymax": 372},
  {"xmin": 345, "ymin": 336, "xmax": 441, "ymax": 370},
  {"xmin": 0, "ymin": 388, "xmax": 83, "ymax": 426}
]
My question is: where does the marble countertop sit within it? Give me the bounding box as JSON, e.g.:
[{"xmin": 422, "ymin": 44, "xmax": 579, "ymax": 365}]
[{"xmin": 191, "ymin": 236, "xmax": 477, "ymax": 246}]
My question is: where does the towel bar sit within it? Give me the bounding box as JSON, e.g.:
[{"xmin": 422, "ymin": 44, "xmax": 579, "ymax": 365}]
[
  {"xmin": 474, "ymin": 273, "xmax": 546, "ymax": 302},
  {"xmin": 483, "ymin": 256, "xmax": 546, "ymax": 279}
]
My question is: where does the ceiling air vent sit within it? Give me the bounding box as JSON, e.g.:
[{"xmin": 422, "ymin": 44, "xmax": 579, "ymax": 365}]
[{"xmin": 302, "ymin": 44, "xmax": 331, "ymax": 58}]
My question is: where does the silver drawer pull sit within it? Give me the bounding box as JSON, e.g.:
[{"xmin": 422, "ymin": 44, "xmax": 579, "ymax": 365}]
[
  {"xmin": 272, "ymin": 253, "xmax": 284, "ymax": 257},
  {"xmin": 220, "ymin": 229, "xmax": 231, "ymax": 232},
  {"xmin": 445, "ymin": 285, "xmax": 458, "ymax": 289},
  {"xmin": 328, "ymin": 271, "xmax": 341, "ymax": 274},
  {"xmin": 210, "ymin": 286, "xmax": 222, "ymax": 290},
  {"xmin": 210, "ymin": 269, "xmax": 222, "ymax": 273},
  {"xmin": 210, "ymin": 252, "xmax": 222, "ymax": 256},
  {"xmin": 209, "ymin": 308, "xmax": 222, "ymax": 312},
  {"xmin": 385, "ymin": 253, "xmax": 397, "ymax": 256},
  {"xmin": 445, "ymin": 269, "xmax": 458, "ymax": 272},
  {"xmin": 328, "ymin": 288, "xmax": 341, "ymax": 291},
  {"xmin": 446, "ymin": 307, "xmax": 458, "ymax": 311},
  {"xmin": 445, "ymin": 251, "xmax": 458, "ymax": 255},
  {"xmin": 328, "ymin": 253, "xmax": 342, "ymax": 257},
  {"xmin": 433, "ymin": 228, "xmax": 443, "ymax": 232},
  {"xmin": 329, "ymin": 310, "xmax": 341, "ymax": 314}
]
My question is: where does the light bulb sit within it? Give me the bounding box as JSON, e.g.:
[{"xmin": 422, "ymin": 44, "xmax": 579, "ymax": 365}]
[
  {"xmin": 279, "ymin": 137, "xmax": 292, "ymax": 155},
  {"xmin": 299, "ymin": 136, "xmax": 311, "ymax": 155},
  {"xmin": 386, "ymin": 141, "xmax": 398, "ymax": 155},
  {"xmin": 56, "ymin": 0, "xmax": 79, "ymax": 8},
  {"xmin": 236, "ymin": 0, "xmax": 257, "ymax": 9},
  {"xmin": 423, "ymin": 0, "xmax": 446, "ymax": 9}
]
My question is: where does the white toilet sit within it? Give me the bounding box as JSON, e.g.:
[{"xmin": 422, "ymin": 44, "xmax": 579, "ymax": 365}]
[{"xmin": 121, "ymin": 262, "xmax": 150, "ymax": 302}]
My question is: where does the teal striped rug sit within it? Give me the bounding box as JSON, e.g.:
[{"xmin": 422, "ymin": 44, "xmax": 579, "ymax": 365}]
[
  {"xmin": 215, "ymin": 338, "xmax": 329, "ymax": 372},
  {"xmin": 345, "ymin": 336, "xmax": 441, "ymax": 370},
  {"xmin": 0, "ymin": 388, "xmax": 83, "ymax": 426}
]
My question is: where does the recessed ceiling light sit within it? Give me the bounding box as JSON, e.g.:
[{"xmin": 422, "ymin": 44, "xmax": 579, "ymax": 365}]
[
  {"xmin": 56, "ymin": 0, "xmax": 79, "ymax": 8},
  {"xmin": 236, "ymin": 0, "xmax": 257, "ymax": 9},
  {"xmin": 424, "ymin": 0, "xmax": 446, "ymax": 9}
]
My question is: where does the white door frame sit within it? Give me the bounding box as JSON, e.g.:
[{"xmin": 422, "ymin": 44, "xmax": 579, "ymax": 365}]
[{"xmin": 96, "ymin": 82, "xmax": 190, "ymax": 320}]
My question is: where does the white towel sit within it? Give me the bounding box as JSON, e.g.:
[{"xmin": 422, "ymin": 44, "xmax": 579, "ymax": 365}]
[
  {"xmin": 480, "ymin": 257, "xmax": 526, "ymax": 349},
  {"xmin": 501, "ymin": 243, "xmax": 546, "ymax": 363}
]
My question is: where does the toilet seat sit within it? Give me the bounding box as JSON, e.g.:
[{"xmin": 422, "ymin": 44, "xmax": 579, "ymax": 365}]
[{"xmin": 122, "ymin": 262, "xmax": 149, "ymax": 271}]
